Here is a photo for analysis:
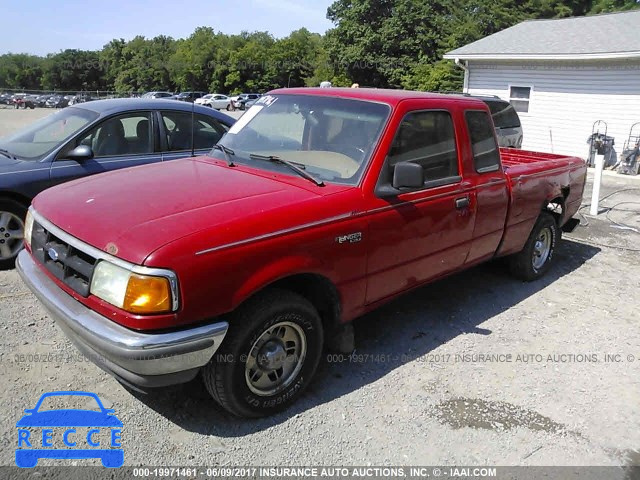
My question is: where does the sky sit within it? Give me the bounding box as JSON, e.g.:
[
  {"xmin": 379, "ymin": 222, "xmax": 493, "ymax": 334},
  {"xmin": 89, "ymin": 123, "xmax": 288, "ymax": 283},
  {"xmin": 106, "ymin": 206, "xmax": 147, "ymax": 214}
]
[{"xmin": 0, "ymin": 0, "xmax": 335, "ymax": 55}]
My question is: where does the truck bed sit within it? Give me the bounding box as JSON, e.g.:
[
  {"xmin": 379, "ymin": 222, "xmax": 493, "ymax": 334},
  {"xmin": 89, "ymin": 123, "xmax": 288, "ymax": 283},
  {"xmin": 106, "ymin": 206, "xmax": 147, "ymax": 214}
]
[
  {"xmin": 497, "ymin": 148, "xmax": 587, "ymax": 257},
  {"xmin": 501, "ymin": 147, "xmax": 585, "ymax": 173}
]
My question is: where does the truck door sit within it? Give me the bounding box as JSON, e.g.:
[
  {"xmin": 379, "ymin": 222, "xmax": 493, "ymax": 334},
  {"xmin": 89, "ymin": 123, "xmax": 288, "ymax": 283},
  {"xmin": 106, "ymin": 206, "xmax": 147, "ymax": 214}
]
[
  {"xmin": 463, "ymin": 110, "xmax": 510, "ymax": 264},
  {"xmin": 365, "ymin": 108, "xmax": 475, "ymax": 304}
]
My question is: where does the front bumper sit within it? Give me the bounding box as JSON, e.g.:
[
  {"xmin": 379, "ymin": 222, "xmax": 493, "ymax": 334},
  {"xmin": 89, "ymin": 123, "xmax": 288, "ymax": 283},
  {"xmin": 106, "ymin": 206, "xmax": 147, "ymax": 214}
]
[{"xmin": 17, "ymin": 250, "xmax": 228, "ymax": 388}]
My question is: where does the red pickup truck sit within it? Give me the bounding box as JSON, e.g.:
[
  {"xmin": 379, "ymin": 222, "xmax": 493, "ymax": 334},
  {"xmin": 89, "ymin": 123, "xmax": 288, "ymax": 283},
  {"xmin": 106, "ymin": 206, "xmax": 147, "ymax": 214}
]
[{"xmin": 17, "ymin": 88, "xmax": 586, "ymax": 417}]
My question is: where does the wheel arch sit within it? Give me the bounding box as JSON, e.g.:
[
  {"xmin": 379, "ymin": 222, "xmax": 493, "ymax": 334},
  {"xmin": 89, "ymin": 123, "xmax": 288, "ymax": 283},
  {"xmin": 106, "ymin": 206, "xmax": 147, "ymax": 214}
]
[
  {"xmin": 234, "ymin": 269, "xmax": 342, "ymax": 340},
  {"xmin": 543, "ymin": 185, "xmax": 570, "ymax": 225},
  {"xmin": 0, "ymin": 191, "xmax": 32, "ymax": 209}
]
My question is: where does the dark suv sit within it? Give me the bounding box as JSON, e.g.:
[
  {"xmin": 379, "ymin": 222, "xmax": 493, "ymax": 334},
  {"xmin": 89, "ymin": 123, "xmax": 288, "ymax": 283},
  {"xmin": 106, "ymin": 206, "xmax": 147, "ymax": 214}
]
[{"xmin": 473, "ymin": 96, "xmax": 523, "ymax": 148}]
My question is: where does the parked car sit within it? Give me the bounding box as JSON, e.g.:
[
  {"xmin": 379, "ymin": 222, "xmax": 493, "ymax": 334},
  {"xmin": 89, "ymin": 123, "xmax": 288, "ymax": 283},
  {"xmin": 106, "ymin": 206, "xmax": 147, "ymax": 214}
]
[
  {"xmin": 174, "ymin": 91, "xmax": 207, "ymax": 103},
  {"xmin": 233, "ymin": 93, "xmax": 261, "ymax": 110},
  {"xmin": 13, "ymin": 94, "xmax": 37, "ymax": 109},
  {"xmin": 195, "ymin": 94, "xmax": 231, "ymax": 110},
  {"xmin": 463, "ymin": 95, "xmax": 523, "ymax": 148},
  {"xmin": 142, "ymin": 91, "xmax": 174, "ymax": 99},
  {"xmin": 34, "ymin": 95, "xmax": 53, "ymax": 108},
  {"xmin": 68, "ymin": 93, "xmax": 95, "ymax": 105},
  {"xmin": 0, "ymin": 98, "xmax": 234, "ymax": 268},
  {"xmin": 45, "ymin": 95, "xmax": 70, "ymax": 109},
  {"xmin": 0, "ymin": 93, "xmax": 14, "ymax": 105},
  {"xmin": 17, "ymin": 88, "xmax": 586, "ymax": 418}
]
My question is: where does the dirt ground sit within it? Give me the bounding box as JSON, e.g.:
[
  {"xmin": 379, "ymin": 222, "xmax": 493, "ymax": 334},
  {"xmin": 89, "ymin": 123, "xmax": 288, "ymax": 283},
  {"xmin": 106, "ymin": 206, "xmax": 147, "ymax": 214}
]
[{"xmin": 0, "ymin": 107, "xmax": 639, "ymax": 474}]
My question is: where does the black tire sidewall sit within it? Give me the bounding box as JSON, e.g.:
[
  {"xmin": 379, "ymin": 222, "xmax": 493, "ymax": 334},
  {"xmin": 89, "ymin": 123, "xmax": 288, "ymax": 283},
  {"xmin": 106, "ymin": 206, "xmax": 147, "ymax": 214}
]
[
  {"xmin": 0, "ymin": 198, "xmax": 28, "ymax": 270},
  {"xmin": 210, "ymin": 292, "xmax": 323, "ymax": 417}
]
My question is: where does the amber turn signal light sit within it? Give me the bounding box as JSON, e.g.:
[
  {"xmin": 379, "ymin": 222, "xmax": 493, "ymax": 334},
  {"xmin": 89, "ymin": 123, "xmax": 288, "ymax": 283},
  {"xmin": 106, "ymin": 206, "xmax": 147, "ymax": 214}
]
[{"xmin": 123, "ymin": 274, "xmax": 172, "ymax": 314}]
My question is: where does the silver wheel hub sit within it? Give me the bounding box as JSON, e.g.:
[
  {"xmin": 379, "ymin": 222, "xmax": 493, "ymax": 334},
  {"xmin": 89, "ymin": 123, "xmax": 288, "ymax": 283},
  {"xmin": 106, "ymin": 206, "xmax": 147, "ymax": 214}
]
[
  {"xmin": 532, "ymin": 228, "xmax": 552, "ymax": 270},
  {"xmin": 257, "ymin": 340, "xmax": 287, "ymax": 371},
  {"xmin": 245, "ymin": 321, "xmax": 307, "ymax": 397},
  {"xmin": 0, "ymin": 211, "xmax": 24, "ymax": 260}
]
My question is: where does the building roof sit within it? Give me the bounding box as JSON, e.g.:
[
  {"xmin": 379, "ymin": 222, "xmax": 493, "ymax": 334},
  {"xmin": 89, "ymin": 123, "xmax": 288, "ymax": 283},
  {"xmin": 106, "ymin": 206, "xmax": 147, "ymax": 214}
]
[{"xmin": 444, "ymin": 10, "xmax": 640, "ymax": 61}]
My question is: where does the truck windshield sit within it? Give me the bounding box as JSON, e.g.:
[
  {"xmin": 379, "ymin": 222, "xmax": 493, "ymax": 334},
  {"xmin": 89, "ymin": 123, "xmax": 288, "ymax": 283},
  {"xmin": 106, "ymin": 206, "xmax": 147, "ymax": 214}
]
[
  {"xmin": 0, "ymin": 107, "xmax": 98, "ymax": 160},
  {"xmin": 217, "ymin": 94, "xmax": 390, "ymax": 185}
]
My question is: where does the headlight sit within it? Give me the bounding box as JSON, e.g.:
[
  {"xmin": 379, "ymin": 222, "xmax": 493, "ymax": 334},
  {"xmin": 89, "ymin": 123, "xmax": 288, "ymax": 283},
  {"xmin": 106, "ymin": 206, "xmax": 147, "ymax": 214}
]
[
  {"xmin": 24, "ymin": 210, "xmax": 34, "ymax": 249},
  {"xmin": 90, "ymin": 261, "xmax": 173, "ymax": 314}
]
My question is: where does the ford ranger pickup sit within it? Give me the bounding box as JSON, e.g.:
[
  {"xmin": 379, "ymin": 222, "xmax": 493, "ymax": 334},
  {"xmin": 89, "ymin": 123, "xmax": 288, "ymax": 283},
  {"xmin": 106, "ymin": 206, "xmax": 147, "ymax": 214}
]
[{"xmin": 17, "ymin": 88, "xmax": 586, "ymax": 417}]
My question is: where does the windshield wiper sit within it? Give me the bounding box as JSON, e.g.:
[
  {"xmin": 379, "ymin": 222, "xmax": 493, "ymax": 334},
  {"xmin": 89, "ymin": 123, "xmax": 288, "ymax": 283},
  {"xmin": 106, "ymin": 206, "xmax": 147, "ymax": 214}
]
[
  {"xmin": 212, "ymin": 143, "xmax": 235, "ymax": 167},
  {"xmin": 249, "ymin": 153, "xmax": 325, "ymax": 187},
  {"xmin": 0, "ymin": 148, "xmax": 17, "ymax": 160}
]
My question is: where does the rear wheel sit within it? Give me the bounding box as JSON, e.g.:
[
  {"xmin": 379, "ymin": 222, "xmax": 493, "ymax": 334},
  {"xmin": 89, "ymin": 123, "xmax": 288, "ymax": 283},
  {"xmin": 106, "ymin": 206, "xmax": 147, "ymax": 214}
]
[
  {"xmin": 509, "ymin": 212, "xmax": 559, "ymax": 281},
  {"xmin": 0, "ymin": 199, "xmax": 27, "ymax": 270},
  {"xmin": 202, "ymin": 289, "xmax": 323, "ymax": 417}
]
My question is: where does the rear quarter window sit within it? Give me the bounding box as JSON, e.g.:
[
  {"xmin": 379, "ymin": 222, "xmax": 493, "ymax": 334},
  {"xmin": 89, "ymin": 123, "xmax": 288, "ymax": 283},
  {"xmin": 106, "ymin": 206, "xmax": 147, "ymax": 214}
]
[{"xmin": 465, "ymin": 110, "xmax": 501, "ymax": 173}]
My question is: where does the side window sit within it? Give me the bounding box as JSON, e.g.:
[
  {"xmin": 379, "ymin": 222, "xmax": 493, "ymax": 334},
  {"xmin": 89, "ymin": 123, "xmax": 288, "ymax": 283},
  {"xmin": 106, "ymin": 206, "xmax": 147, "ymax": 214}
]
[
  {"xmin": 465, "ymin": 110, "xmax": 501, "ymax": 173},
  {"xmin": 194, "ymin": 114, "xmax": 227, "ymax": 149},
  {"xmin": 77, "ymin": 112, "xmax": 152, "ymax": 157},
  {"xmin": 388, "ymin": 111, "xmax": 459, "ymax": 183},
  {"xmin": 161, "ymin": 112, "xmax": 192, "ymax": 152},
  {"xmin": 161, "ymin": 112, "xmax": 228, "ymax": 151}
]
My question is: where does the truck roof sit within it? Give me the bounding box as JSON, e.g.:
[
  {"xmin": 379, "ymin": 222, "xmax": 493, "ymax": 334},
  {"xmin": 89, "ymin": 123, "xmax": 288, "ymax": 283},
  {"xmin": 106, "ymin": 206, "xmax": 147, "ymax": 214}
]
[{"xmin": 269, "ymin": 87, "xmax": 488, "ymax": 107}]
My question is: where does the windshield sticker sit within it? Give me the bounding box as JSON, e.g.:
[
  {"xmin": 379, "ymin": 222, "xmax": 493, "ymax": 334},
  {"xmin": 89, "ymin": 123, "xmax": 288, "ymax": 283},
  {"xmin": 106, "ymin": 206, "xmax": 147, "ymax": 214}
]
[
  {"xmin": 256, "ymin": 95, "xmax": 278, "ymax": 107},
  {"xmin": 228, "ymin": 105, "xmax": 264, "ymax": 135}
]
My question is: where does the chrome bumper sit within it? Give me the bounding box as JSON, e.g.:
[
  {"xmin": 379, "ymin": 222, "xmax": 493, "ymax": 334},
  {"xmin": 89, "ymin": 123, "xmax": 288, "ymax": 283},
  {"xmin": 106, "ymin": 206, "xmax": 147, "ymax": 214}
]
[{"xmin": 16, "ymin": 250, "xmax": 228, "ymax": 387}]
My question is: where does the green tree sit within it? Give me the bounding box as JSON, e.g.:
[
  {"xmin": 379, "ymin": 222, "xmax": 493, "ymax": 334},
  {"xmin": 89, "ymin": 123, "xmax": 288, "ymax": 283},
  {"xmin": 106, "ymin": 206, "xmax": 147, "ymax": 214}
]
[
  {"xmin": 0, "ymin": 54, "xmax": 43, "ymax": 90},
  {"xmin": 40, "ymin": 50, "xmax": 105, "ymax": 91}
]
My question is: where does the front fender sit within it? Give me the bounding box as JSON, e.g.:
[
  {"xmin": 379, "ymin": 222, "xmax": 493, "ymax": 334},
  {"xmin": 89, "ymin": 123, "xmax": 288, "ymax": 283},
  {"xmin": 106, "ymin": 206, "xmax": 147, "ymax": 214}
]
[{"xmin": 231, "ymin": 254, "xmax": 325, "ymax": 307}]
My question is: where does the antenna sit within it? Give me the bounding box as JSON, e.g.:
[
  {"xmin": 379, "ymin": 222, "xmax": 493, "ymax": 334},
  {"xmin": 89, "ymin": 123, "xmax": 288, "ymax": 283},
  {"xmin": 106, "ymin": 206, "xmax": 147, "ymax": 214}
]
[
  {"xmin": 191, "ymin": 96, "xmax": 195, "ymax": 157},
  {"xmin": 191, "ymin": 79, "xmax": 195, "ymax": 157}
]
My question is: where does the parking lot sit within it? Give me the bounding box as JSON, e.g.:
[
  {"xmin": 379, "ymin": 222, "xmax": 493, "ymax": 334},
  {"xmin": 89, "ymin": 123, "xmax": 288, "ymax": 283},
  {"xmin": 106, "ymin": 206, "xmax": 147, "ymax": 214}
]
[{"xmin": 0, "ymin": 107, "xmax": 639, "ymax": 469}]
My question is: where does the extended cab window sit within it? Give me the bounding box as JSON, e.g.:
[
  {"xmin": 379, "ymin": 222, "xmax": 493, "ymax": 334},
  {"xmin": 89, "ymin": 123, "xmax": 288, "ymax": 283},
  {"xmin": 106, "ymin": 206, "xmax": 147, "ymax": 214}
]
[
  {"xmin": 465, "ymin": 110, "xmax": 501, "ymax": 173},
  {"xmin": 387, "ymin": 111, "xmax": 459, "ymax": 183}
]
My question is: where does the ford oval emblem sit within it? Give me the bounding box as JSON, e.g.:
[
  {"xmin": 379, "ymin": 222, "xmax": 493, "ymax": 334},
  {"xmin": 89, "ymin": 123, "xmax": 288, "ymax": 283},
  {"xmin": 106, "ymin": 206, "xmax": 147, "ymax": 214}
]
[{"xmin": 47, "ymin": 247, "xmax": 59, "ymax": 261}]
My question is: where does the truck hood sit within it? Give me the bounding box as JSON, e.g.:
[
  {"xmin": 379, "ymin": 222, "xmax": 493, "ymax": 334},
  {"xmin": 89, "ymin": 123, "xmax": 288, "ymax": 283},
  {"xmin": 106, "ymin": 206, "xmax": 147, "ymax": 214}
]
[{"xmin": 33, "ymin": 157, "xmax": 340, "ymax": 264}]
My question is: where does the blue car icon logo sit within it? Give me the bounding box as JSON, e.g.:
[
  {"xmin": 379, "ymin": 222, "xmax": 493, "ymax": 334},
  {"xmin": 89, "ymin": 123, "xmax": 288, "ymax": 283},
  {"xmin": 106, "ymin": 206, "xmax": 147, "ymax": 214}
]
[{"xmin": 16, "ymin": 391, "xmax": 123, "ymax": 468}]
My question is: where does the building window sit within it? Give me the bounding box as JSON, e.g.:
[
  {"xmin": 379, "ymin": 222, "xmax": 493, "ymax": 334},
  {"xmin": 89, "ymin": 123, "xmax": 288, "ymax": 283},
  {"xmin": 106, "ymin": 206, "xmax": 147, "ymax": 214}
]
[{"xmin": 509, "ymin": 86, "xmax": 531, "ymax": 113}]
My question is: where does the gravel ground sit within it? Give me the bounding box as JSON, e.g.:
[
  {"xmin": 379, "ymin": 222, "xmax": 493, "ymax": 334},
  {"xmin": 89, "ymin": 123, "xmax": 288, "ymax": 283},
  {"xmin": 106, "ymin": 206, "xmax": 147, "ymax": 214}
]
[{"xmin": 0, "ymin": 108, "xmax": 639, "ymax": 471}]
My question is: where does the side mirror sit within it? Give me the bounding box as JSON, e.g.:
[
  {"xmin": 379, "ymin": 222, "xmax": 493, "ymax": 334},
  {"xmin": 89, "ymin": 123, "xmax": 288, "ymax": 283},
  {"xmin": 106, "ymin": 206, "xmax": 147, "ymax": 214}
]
[
  {"xmin": 392, "ymin": 162, "xmax": 424, "ymax": 189},
  {"xmin": 66, "ymin": 145, "xmax": 94, "ymax": 161}
]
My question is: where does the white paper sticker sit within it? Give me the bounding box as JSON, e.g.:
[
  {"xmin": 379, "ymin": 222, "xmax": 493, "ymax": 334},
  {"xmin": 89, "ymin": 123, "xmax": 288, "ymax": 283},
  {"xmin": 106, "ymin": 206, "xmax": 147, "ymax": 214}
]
[{"xmin": 228, "ymin": 105, "xmax": 264, "ymax": 135}]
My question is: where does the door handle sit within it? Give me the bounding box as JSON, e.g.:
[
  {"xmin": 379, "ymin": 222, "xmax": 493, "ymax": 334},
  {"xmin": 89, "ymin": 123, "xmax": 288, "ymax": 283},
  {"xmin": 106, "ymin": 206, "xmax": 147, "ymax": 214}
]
[{"xmin": 455, "ymin": 197, "xmax": 470, "ymax": 209}]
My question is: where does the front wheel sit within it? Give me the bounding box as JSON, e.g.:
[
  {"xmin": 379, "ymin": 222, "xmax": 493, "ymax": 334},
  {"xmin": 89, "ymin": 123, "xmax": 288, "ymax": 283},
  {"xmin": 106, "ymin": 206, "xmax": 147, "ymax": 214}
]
[
  {"xmin": 0, "ymin": 199, "xmax": 28, "ymax": 270},
  {"xmin": 509, "ymin": 212, "xmax": 559, "ymax": 281},
  {"xmin": 202, "ymin": 289, "xmax": 323, "ymax": 417}
]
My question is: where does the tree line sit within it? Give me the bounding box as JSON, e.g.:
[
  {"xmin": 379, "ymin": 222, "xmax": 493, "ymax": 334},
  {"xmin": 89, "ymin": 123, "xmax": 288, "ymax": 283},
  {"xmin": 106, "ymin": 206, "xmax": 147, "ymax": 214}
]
[{"xmin": 1, "ymin": 0, "xmax": 637, "ymax": 94}]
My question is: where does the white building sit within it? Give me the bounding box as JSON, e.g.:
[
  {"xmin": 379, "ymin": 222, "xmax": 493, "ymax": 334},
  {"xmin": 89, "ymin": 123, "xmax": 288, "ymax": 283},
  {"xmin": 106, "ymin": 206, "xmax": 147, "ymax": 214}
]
[{"xmin": 444, "ymin": 11, "xmax": 640, "ymax": 161}]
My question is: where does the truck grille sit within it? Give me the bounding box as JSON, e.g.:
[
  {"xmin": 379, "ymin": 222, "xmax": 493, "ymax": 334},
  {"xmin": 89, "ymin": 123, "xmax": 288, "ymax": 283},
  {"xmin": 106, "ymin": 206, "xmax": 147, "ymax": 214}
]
[{"xmin": 30, "ymin": 220, "xmax": 97, "ymax": 297}]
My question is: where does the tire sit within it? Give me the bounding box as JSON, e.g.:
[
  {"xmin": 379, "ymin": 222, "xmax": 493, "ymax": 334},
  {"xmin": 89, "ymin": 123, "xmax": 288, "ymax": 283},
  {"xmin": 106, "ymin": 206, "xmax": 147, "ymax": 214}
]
[
  {"xmin": 226, "ymin": 104, "xmax": 232, "ymax": 111},
  {"xmin": 202, "ymin": 289, "xmax": 323, "ymax": 418},
  {"xmin": 509, "ymin": 212, "xmax": 559, "ymax": 281},
  {"xmin": 0, "ymin": 198, "xmax": 28, "ymax": 270}
]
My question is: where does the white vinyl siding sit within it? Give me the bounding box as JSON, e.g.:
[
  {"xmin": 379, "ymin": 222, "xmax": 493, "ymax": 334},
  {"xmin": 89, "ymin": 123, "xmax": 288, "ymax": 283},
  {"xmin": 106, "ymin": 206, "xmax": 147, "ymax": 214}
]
[{"xmin": 466, "ymin": 60, "xmax": 640, "ymax": 160}]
